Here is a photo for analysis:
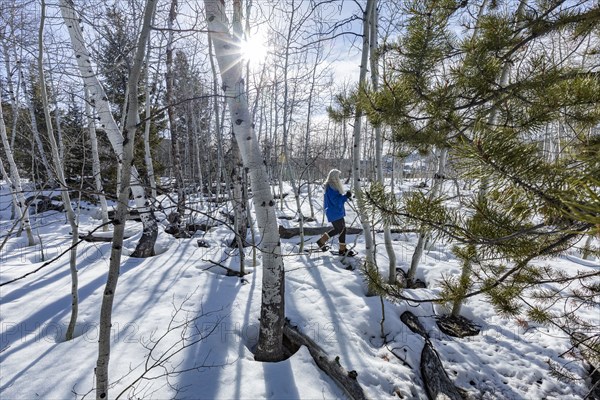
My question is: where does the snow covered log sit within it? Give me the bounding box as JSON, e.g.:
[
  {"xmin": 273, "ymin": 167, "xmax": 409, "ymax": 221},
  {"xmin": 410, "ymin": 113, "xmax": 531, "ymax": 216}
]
[
  {"xmin": 278, "ymin": 225, "xmax": 363, "ymax": 239},
  {"xmin": 400, "ymin": 312, "xmax": 463, "ymax": 400},
  {"xmin": 400, "ymin": 311, "xmax": 428, "ymax": 339},
  {"xmin": 420, "ymin": 344, "xmax": 463, "ymax": 400},
  {"xmin": 283, "ymin": 320, "xmax": 369, "ymax": 400}
]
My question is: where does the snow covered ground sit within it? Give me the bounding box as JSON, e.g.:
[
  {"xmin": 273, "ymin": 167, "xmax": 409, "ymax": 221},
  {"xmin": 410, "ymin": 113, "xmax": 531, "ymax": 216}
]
[{"xmin": 1, "ymin": 181, "xmax": 598, "ymax": 399}]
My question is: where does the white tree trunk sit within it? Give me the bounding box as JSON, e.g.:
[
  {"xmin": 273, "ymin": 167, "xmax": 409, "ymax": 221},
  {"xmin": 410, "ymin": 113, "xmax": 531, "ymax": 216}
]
[
  {"xmin": 190, "ymin": 107, "xmax": 204, "ymax": 205},
  {"xmin": 352, "ymin": 0, "xmax": 376, "ymax": 280},
  {"xmin": 38, "ymin": 0, "xmax": 79, "ymax": 341},
  {"xmin": 279, "ymin": 3, "xmax": 306, "ymax": 249},
  {"xmin": 369, "ymin": 0, "xmax": 397, "ymax": 284},
  {"xmin": 19, "ymin": 69, "xmax": 53, "ymax": 180},
  {"xmin": 92, "ymin": 1, "xmax": 157, "ymax": 398},
  {"xmin": 231, "ymin": 136, "xmax": 247, "ymax": 274},
  {"xmin": 207, "ymin": 34, "xmax": 224, "ymax": 205},
  {"xmin": 1, "ymin": 40, "xmax": 21, "ymax": 151},
  {"xmin": 407, "ymin": 148, "xmax": 447, "ymax": 283},
  {"xmin": 142, "ymin": 44, "xmax": 158, "ymax": 201},
  {"xmin": 84, "ymin": 88, "xmax": 110, "ymax": 231},
  {"xmin": 60, "ymin": 0, "xmax": 158, "ymax": 257},
  {"xmin": 205, "ymin": 0, "xmax": 285, "ymax": 362},
  {"xmin": 0, "ymin": 159, "xmax": 20, "ymax": 223},
  {"xmin": 165, "ymin": 0, "xmax": 186, "ymax": 219},
  {"xmin": 0, "ymin": 99, "xmax": 35, "ymax": 246}
]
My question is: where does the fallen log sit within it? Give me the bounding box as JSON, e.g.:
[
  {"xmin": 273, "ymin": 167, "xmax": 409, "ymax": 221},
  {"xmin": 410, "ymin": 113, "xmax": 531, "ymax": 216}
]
[
  {"xmin": 78, "ymin": 233, "xmax": 133, "ymax": 242},
  {"xmin": 278, "ymin": 225, "xmax": 363, "ymax": 239},
  {"xmin": 400, "ymin": 311, "xmax": 429, "ymax": 339},
  {"xmin": 420, "ymin": 343, "xmax": 463, "ymax": 400},
  {"xmin": 400, "ymin": 311, "xmax": 464, "ymax": 400},
  {"xmin": 107, "ymin": 209, "xmax": 141, "ymax": 222},
  {"xmin": 283, "ymin": 320, "xmax": 369, "ymax": 400}
]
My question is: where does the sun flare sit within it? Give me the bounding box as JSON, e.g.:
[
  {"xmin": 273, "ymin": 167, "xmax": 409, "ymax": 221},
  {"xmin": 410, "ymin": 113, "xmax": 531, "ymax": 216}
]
[{"xmin": 240, "ymin": 34, "xmax": 268, "ymax": 66}]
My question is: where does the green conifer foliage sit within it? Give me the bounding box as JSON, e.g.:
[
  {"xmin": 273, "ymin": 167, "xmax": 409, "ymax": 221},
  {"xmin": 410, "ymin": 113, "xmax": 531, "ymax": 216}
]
[{"xmin": 362, "ymin": 0, "xmax": 600, "ymax": 334}]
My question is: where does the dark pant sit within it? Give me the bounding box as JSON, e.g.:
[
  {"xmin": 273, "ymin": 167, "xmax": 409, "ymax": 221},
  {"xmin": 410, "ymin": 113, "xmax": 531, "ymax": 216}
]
[{"xmin": 328, "ymin": 218, "xmax": 346, "ymax": 243}]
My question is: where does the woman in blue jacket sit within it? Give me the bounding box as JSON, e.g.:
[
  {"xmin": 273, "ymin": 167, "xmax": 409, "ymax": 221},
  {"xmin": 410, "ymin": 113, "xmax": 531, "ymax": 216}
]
[{"xmin": 316, "ymin": 169, "xmax": 356, "ymax": 256}]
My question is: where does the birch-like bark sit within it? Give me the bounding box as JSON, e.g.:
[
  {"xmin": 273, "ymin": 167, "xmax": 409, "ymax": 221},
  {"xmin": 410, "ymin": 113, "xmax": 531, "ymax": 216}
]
[
  {"xmin": 408, "ymin": 148, "xmax": 447, "ymax": 283},
  {"xmin": 38, "ymin": 0, "xmax": 79, "ymax": 340},
  {"xmin": 84, "ymin": 88, "xmax": 109, "ymax": 230},
  {"xmin": 93, "ymin": 1, "xmax": 157, "ymax": 398},
  {"xmin": 369, "ymin": 0, "xmax": 397, "ymax": 284},
  {"xmin": 0, "ymin": 159, "xmax": 20, "ymax": 223},
  {"xmin": 231, "ymin": 0, "xmax": 248, "ymax": 270},
  {"xmin": 1, "ymin": 40, "xmax": 21, "ymax": 151},
  {"xmin": 165, "ymin": 0, "xmax": 186, "ymax": 218},
  {"xmin": 303, "ymin": 45, "xmax": 321, "ymax": 222},
  {"xmin": 0, "ymin": 100, "xmax": 35, "ymax": 246},
  {"xmin": 205, "ymin": 0, "xmax": 285, "ymax": 361},
  {"xmin": 352, "ymin": 0, "xmax": 376, "ymax": 279},
  {"xmin": 231, "ymin": 136, "xmax": 247, "ymax": 274},
  {"xmin": 190, "ymin": 107, "xmax": 204, "ymax": 205},
  {"xmin": 279, "ymin": 0, "xmax": 305, "ymax": 249},
  {"xmin": 1, "ymin": 41, "xmax": 22, "ymax": 220},
  {"xmin": 143, "ymin": 34, "xmax": 158, "ymax": 200},
  {"xmin": 60, "ymin": 0, "xmax": 158, "ymax": 258},
  {"xmin": 19, "ymin": 68, "xmax": 53, "ymax": 180},
  {"xmin": 47, "ymin": 70, "xmax": 66, "ymax": 161},
  {"xmin": 207, "ymin": 34, "xmax": 224, "ymax": 203}
]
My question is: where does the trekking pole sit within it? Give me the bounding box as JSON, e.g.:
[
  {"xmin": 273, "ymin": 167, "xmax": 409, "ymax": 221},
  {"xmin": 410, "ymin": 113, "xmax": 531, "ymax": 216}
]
[{"xmin": 345, "ymin": 197, "xmax": 362, "ymax": 254}]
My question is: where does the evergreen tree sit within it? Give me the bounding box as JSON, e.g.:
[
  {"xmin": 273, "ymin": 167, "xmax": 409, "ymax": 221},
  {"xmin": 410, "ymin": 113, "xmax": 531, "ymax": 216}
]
[
  {"xmin": 362, "ymin": 0, "xmax": 600, "ymax": 336},
  {"xmin": 96, "ymin": 3, "xmax": 137, "ymax": 121}
]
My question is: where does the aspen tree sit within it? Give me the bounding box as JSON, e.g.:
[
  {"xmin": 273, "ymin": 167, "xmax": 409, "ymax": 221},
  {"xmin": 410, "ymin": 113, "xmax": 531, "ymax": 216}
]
[
  {"xmin": 0, "ymin": 100, "xmax": 35, "ymax": 246},
  {"xmin": 204, "ymin": 0, "xmax": 285, "ymax": 361},
  {"xmin": 60, "ymin": 0, "xmax": 158, "ymax": 257},
  {"xmin": 93, "ymin": 0, "xmax": 157, "ymax": 397}
]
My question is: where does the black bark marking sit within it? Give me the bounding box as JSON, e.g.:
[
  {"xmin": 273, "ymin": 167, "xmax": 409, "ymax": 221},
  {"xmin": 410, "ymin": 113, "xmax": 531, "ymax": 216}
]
[
  {"xmin": 235, "ymin": 119, "xmax": 243, "ymax": 125},
  {"xmin": 268, "ymin": 200, "xmax": 275, "ymax": 207},
  {"xmin": 208, "ymin": 15, "xmax": 215, "ymax": 22}
]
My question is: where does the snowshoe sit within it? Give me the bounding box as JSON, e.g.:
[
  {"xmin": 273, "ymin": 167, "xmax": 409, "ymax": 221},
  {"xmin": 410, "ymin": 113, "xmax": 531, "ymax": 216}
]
[{"xmin": 304, "ymin": 244, "xmax": 330, "ymax": 253}]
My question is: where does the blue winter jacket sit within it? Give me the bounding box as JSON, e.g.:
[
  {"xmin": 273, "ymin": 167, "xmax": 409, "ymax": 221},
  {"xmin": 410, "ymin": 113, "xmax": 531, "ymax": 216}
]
[{"xmin": 324, "ymin": 185, "xmax": 348, "ymax": 222}]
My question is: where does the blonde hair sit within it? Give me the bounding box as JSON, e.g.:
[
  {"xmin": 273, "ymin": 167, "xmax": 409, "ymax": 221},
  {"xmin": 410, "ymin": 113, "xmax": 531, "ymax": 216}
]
[{"xmin": 325, "ymin": 169, "xmax": 345, "ymax": 194}]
